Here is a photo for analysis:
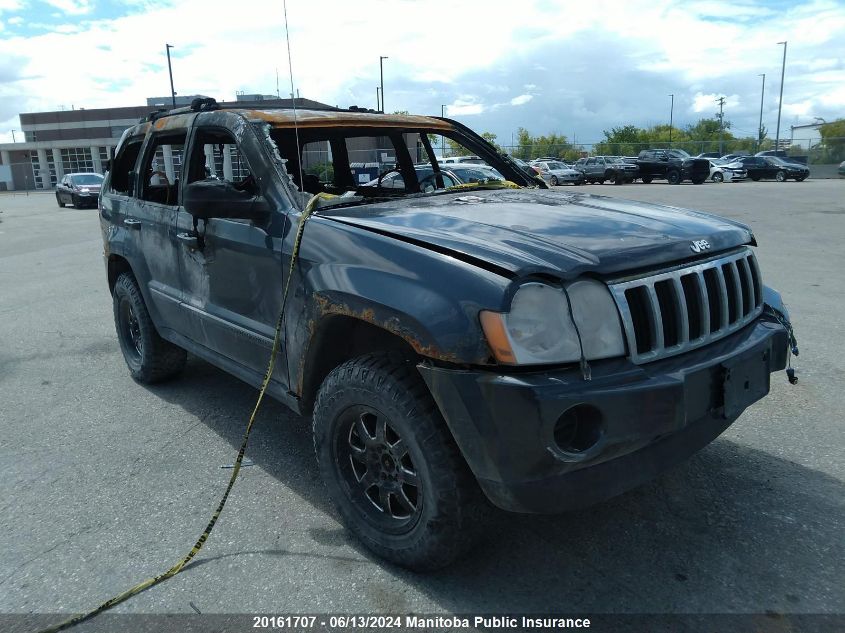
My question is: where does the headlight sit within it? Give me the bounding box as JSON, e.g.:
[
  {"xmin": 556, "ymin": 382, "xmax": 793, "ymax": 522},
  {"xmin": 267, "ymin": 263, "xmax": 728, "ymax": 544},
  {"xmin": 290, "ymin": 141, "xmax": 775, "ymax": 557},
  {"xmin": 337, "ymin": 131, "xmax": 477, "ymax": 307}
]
[{"xmin": 480, "ymin": 280, "xmax": 626, "ymax": 365}]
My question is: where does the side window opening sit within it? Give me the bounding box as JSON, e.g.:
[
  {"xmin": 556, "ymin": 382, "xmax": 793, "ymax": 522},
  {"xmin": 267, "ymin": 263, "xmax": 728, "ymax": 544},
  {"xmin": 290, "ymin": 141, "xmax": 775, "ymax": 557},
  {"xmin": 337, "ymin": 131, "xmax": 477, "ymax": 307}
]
[
  {"xmin": 109, "ymin": 138, "xmax": 143, "ymax": 195},
  {"xmin": 187, "ymin": 129, "xmax": 253, "ymax": 186},
  {"xmin": 140, "ymin": 133, "xmax": 186, "ymax": 205}
]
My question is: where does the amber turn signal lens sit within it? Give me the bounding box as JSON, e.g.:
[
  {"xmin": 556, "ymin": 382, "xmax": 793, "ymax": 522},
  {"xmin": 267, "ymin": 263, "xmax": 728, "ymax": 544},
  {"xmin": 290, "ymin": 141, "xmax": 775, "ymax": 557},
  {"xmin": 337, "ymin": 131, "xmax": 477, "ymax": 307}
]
[{"xmin": 479, "ymin": 311, "xmax": 516, "ymax": 364}]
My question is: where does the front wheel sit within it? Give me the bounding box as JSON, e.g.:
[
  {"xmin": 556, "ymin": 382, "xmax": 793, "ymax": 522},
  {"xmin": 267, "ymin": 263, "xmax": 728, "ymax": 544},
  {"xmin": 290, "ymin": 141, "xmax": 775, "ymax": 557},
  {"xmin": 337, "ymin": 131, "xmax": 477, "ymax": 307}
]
[
  {"xmin": 55, "ymin": 193, "xmax": 64, "ymax": 207},
  {"xmin": 113, "ymin": 273, "xmax": 187, "ymax": 383},
  {"xmin": 550, "ymin": 176, "xmax": 558, "ymax": 186},
  {"xmin": 313, "ymin": 353, "xmax": 484, "ymax": 571},
  {"xmin": 712, "ymin": 172, "xmax": 724, "ymax": 183},
  {"xmin": 640, "ymin": 176, "xmax": 653, "ymax": 184},
  {"xmin": 776, "ymin": 170, "xmax": 786, "ymax": 182},
  {"xmin": 667, "ymin": 170, "xmax": 681, "ymax": 185}
]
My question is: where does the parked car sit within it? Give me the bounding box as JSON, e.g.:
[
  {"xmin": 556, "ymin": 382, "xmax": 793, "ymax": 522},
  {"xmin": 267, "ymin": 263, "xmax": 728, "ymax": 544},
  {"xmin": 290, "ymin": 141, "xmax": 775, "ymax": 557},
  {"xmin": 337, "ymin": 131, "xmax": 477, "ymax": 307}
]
[
  {"xmin": 512, "ymin": 157, "xmax": 544, "ymax": 180},
  {"xmin": 636, "ymin": 149, "xmax": 710, "ymax": 184},
  {"xmin": 720, "ymin": 153, "xmax": 752, "ymax": 163},
  {"xmin": 708, "ymin": 159, "xmax": 748, "ymax": 183},
  {"xmin": 365, "ymin": 165, "xmax": 462, "ymax": 191},
  {"xmin": 839, "ymin": 160, "xmax": 845, "ymax": 177},
  {"xmin": 755, "ymin": 150, "xmax": 808, "ymax": 165},
  {"xmin": 100, "ymin": 98, "xmax": 794, "ymax": 570},
  {"xmin": 736, "ymin": 156, "xmax": 809, "ymax": 181},
  {"xmin": 695, "ymin": 152, "xmax": 722, "ymax": 159},
  {"xmin": 55, "ymin": 172, "xmax": 104, "ymax": 208},
  {"xmin": 440, "ymin": 155, "xmax": 486, "ymax": 165},
  {"xmin": 577, "ymin": 156, "xmax": 638, "ymax": 184},
  {"xmin": 530, "ymin": 160, "xmax": 584, "ymax": 185}
]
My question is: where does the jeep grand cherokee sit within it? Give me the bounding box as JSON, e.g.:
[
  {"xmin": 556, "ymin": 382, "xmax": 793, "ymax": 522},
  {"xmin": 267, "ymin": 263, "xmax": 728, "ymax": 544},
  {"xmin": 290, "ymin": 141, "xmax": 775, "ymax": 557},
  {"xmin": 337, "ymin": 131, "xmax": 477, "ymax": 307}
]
[{"xmin": 100, "ymin": 98, "xmax": 795, "ymax": 570}]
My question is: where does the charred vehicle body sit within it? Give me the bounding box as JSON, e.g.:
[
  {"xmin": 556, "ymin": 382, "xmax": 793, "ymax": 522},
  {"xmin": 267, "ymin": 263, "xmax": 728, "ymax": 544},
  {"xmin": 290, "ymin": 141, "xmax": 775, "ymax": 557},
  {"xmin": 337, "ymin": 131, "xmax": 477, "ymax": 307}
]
[{"xmin": 99, "ymin": 98, "xmax": 796, "ymax": 570}]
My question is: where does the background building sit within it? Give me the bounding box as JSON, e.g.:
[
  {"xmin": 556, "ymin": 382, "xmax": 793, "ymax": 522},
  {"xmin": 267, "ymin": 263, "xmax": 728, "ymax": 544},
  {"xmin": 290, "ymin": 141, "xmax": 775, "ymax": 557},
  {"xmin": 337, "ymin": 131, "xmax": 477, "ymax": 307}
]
[{"xmin": 0, "ymin": 95, "xmax": 333, "ymax": 191}]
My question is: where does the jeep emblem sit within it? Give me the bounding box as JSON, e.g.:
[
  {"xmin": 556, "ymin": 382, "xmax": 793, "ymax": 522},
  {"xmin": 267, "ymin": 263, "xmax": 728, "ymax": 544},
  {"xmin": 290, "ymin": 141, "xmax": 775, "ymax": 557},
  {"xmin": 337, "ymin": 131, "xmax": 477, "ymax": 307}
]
[{"xmin": 690, "ymin": 239, "xmax": 711, "ymax": 253}]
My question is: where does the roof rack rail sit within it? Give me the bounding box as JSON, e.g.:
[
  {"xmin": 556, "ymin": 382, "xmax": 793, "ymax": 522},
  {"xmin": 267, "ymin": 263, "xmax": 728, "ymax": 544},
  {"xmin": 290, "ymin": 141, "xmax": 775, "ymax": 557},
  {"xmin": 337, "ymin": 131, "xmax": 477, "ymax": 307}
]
[{"xmin": 136, "ymin": 98, "xmax": 391, "ymax": 124}]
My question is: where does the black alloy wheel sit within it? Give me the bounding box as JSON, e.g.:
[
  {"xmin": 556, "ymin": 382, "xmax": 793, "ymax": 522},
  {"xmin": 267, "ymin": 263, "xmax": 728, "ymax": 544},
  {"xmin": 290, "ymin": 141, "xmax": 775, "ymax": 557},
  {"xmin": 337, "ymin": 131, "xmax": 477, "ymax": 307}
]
[{"xmin": 335, "ymin": 405, "xmax": 422, "ymax": 532}]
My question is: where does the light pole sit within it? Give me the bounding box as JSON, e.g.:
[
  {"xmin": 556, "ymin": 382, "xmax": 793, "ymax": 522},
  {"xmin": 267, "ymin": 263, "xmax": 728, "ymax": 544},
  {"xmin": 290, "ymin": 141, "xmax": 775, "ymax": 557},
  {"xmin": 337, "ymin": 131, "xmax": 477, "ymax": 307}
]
[
  {"xmin": 379, "ymin": 56, "xmax": 388, "ymax": 113},
  {"xmin": 668, "ymin": 94, "xmax": 674, "ymax": 148},
  {"xmin": 441, "ymin": 105, "xmax": 446, "ymax": 158},
  {"xmin": 165, "ymin": 44, "xmax": 177, "ymax": 109},
  {"xmin": 10, "ymin": 130, "xmax": 16, "ymax": 143},
  {"xmin": 775, "ymin": 41, "xmax": 787, "ymax": 151},
  {"xmin": 376, "ymin": 87, "xmax": 381, "ymax": 111},
  {"xmin": 757, "ymin": 74, "xmax": 766, "ymax": 151}
]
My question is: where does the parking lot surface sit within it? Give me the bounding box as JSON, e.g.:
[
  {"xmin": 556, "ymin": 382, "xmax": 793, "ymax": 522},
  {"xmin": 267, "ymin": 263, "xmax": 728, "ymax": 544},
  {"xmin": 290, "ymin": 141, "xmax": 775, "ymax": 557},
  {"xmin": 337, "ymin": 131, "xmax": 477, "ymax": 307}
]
[{"xmin": 1, "ymin": 180, "xmax": 843, "ymax": 625}]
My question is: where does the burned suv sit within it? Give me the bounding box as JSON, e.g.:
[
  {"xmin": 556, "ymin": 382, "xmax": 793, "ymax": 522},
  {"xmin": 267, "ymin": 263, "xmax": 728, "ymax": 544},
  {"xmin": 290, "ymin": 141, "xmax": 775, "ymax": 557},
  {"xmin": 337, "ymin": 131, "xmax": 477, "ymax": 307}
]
[{"xmin": 100, "ymin": 98, "xmax": 794, "ymax": 570}]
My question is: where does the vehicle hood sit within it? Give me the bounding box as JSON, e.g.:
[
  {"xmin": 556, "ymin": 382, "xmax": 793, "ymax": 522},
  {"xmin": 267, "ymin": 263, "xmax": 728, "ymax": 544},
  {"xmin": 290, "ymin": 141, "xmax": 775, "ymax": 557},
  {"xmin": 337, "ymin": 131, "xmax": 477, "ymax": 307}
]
[{"xmin": 319, "ymin": 189, "xmax": 755, "ymax": 278}]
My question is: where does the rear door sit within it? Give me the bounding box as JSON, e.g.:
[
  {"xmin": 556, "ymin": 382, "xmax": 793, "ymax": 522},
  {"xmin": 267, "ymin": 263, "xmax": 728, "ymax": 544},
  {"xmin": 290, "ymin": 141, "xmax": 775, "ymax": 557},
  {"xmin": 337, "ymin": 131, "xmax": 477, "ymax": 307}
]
[{"xmin": 128, "ymin": 130, "xmax": 189, "ymax": 331}]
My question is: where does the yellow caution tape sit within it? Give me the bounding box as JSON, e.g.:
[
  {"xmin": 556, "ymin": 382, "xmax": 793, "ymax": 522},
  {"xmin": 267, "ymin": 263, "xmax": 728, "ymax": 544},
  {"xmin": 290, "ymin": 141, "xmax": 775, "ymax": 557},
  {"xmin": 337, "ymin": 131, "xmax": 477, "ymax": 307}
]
[
  {"xmin": 38, "ymin": 193, "xmax": 330, "ymax": 633},
  {"xmin": 445, "ymin": 180, "xmax": 521, "ymax": 191}
]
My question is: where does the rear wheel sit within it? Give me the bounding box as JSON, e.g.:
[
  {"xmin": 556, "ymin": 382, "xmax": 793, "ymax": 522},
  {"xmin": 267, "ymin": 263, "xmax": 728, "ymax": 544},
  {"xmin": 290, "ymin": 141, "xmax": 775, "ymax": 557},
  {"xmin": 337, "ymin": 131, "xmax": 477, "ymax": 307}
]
[
  {"xmin": 313, "ymin": 353, "xmax": 485, "ymax": 571},
  {"xmin": 113, "ymin": 273, "xmax": 187, "ymax": 383},
  {"xmin": 550, "ymin": 176, "xmax": 558, "ymax": 186},
  {"xmin": 712, "ymin": 172, "xmax": 724, "ymax": 183},
  {"xmin": 776, "ymin": 170, "xmax": 786, "ymax": 182},
  {"xmin": 667, "ymin": 170, "xmax": 681, "ymax": 185}
]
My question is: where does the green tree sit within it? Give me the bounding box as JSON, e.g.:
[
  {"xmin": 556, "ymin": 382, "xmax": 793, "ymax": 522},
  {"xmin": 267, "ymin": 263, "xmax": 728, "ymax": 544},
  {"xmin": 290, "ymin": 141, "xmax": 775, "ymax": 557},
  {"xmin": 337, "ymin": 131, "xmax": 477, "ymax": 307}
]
[
  {"xmin": 819, "ymin": 119, "xmax": 845, "ymax": 162},
  {"xmin": 481, "ymin": 131, "xmax": 501, "ymax": 151}
]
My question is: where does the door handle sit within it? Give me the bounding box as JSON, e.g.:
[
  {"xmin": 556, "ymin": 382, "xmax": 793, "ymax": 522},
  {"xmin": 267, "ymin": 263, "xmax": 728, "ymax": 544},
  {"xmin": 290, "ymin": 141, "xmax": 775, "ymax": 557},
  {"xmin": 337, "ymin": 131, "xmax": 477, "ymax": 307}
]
[
  {"xmin": 177, "ymin": 232, "xmax": 199, "ymax": 249},
  {"xmin": 124, "ymin": 218, "xmax": 141, "ymax": 229}
]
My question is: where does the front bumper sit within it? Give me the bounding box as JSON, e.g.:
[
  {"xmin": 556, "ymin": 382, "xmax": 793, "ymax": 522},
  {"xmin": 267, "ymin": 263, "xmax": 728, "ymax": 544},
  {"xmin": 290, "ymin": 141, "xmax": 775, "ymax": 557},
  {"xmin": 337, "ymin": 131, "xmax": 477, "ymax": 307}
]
[{"xmin": 418, "ymin": 317, "xmax": 788, "ymax": 513}]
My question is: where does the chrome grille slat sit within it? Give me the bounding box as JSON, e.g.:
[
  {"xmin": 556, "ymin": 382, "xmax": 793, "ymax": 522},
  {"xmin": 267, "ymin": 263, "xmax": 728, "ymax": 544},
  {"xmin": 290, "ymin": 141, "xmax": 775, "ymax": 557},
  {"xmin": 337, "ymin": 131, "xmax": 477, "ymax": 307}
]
[
  {"xmin": 672, "ymin": 277, "xmax": 689, "ymax": 344},
  {"xmin": 609, "ymin": 249, "xmax": 764, "ymax": 364},
  {"xmin": 715, "ymin": 266, "xmax": 729, "ymax": 331},
  {"xmin": 694, "ymin": 271, "xmax": 710, "ymax": 338},
  {"xmin": 645, "ymin": 285, "xmax": 665, "ymax": 353}
]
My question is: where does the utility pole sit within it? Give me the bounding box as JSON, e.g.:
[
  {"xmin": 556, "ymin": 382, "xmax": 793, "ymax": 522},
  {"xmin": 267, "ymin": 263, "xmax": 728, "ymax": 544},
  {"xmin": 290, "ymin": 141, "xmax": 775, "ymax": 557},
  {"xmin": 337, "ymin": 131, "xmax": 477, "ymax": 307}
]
[
  {"xmin": 775, "ymin": 41, "xmax": 787, "ymax": 151},
  {"xmin": 376, "ymin": 87, "xmax": 380, "ymax": 111},
  {"xmin": 716, "ymin": 96, "xmax": 726, "ymax": 155},
  {"xmin": 379, "ymin": 56, "xmax": 388, "ymax": 113},
  {"xmin": 757, "ymin": 74, "xmax": 766, "ymax": 151},
  {"xmin": 165, "ymin": 44, "xmax": 176, "ymax": 109},
  {"xmin": 441, "ymin": 105, "xmax": 446, "ymax": 158},
  {"xmin": 668, "ymin": 94, "xmax": 674, "ymax": 148}
]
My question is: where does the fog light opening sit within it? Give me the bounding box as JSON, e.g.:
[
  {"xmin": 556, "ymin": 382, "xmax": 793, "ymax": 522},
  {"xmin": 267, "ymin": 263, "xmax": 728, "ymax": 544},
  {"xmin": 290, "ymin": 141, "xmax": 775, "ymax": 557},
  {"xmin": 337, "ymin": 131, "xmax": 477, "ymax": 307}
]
[{"xmin": 553, "ymin": 404, "xmax": 603, "ymax": 455}]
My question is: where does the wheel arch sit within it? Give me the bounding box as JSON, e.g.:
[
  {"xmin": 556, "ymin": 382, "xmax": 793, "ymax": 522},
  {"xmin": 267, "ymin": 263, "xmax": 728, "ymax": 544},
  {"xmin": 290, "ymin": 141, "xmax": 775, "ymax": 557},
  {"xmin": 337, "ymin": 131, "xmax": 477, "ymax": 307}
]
[
  {"xmin": 298, "ymin": 314, "xmax": 418, "ymax": 414},
  {"xmin": 107, "ymin": 254, "xmax": 133, "ymax": 294}
]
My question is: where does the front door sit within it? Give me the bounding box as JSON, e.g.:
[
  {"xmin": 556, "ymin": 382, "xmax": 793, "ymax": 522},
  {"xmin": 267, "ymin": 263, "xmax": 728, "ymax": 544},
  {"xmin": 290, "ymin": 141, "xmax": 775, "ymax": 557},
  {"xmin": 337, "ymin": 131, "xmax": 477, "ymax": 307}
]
[{"xmin": 175, "ymin": 120, "xmax": 290, "ymax": 387}]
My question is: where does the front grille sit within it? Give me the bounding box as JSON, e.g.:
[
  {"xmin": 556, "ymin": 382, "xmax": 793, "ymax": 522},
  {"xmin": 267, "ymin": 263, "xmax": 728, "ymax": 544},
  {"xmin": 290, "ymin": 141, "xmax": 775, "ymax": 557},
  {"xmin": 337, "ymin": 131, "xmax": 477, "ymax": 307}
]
[{"xmin": 609, "ymin": 249, "xmax": 763, "ymax": 364}]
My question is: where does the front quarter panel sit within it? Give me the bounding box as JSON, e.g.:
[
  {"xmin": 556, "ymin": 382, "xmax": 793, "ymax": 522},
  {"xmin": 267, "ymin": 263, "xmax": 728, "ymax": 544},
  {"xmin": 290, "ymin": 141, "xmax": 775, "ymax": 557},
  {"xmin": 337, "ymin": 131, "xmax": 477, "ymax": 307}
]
[{"xmin": 286, "ymin": 216, "xmax": 512, "ymax": 389}]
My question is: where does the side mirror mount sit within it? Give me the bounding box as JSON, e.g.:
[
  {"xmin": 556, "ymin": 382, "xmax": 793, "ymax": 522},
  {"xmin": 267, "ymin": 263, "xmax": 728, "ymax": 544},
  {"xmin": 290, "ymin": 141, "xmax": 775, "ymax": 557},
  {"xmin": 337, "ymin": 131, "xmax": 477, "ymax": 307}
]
[{"xmin": 183, "ymin": 179, "xmax": 270, "ymax": 221}]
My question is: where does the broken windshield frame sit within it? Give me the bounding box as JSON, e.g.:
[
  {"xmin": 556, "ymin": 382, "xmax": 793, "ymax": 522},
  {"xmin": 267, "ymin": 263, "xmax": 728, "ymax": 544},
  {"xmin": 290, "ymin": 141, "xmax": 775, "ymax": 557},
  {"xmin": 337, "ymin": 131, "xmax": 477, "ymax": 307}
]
[{"xmin": 262, "ymin": 122, "xmax": 540, "ymax": 210}]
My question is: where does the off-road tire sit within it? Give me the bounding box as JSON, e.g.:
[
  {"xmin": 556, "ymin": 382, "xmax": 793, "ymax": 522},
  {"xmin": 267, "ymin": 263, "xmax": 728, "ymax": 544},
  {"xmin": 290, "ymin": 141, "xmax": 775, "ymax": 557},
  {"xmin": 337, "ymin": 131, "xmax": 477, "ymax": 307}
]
[
  {"xmin": 667, "ymin": 170, "xmax": 681, "ymax": 185},
  {"xmin": 313, "ymin": 353, "xmax": 485, "ymax": 571},
  {"xmin": 112, "ymin": 272, "xmax": 186, "ymax": 383}
]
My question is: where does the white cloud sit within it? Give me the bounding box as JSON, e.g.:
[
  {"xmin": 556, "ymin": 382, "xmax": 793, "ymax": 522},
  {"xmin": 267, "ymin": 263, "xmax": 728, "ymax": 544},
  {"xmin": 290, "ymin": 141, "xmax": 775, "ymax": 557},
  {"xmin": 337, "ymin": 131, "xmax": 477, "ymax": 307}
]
[
  {"xmin": 43, "ymin": 0, "xmax": 92, "ymax": 15},
  {"xmin": 7, "ymin": 15, "xmax": 22, "ymax": 23},
  {"xmin": 0, "ymin": 0, "xmax": 842, "ymax": 145}
]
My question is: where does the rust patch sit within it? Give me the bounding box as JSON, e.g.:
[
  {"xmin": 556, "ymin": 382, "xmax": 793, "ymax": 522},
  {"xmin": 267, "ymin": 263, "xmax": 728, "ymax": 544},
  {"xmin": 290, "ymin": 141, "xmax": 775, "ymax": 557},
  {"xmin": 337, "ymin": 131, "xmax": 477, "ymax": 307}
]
[
  {"xmin": 312, "ymin": 294, "xmax": 461, "ymax": 364},
  {"xmin": 245, "ymin": 109, "xmax": 452, "ymax": 131}
]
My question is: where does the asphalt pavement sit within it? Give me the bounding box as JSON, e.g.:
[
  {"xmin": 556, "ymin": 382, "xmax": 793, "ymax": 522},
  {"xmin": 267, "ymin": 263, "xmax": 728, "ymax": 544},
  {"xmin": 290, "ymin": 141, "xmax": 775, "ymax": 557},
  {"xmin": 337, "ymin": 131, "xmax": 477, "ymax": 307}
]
[{"xmin": 0, "ymin": 180, "xmax": 842, "ymax": 630}]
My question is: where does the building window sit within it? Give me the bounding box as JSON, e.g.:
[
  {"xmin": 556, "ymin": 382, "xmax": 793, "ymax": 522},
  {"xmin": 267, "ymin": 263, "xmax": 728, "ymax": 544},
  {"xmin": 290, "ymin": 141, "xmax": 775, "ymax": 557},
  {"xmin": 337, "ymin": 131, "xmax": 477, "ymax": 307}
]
[
  {"xmin": 99, "ymin": 147, "xmax": 110, "ymax": 166},
  {"xmin": 30, "ymin": 154, "xmax": 43, "ymax": 189},
  {"xmin": 60, "ymin": 147, "xmax": 95, "ymax": 174}
]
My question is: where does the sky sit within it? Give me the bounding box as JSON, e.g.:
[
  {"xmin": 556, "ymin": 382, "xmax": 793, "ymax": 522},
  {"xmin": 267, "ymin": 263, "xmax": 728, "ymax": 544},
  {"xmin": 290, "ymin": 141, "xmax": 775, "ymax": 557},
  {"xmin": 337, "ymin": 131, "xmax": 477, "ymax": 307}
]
[{"xmin": 0, "ymin": 0, "xmax": 844, "ymax": 146}]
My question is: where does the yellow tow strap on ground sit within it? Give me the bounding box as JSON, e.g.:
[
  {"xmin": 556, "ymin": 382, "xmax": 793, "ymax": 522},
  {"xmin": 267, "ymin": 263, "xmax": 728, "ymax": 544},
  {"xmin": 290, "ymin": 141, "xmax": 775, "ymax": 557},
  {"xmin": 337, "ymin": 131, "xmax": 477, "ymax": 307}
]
[{"xmin": 38, "ymin": 194, "xmax": 330, "ymax": 633}]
